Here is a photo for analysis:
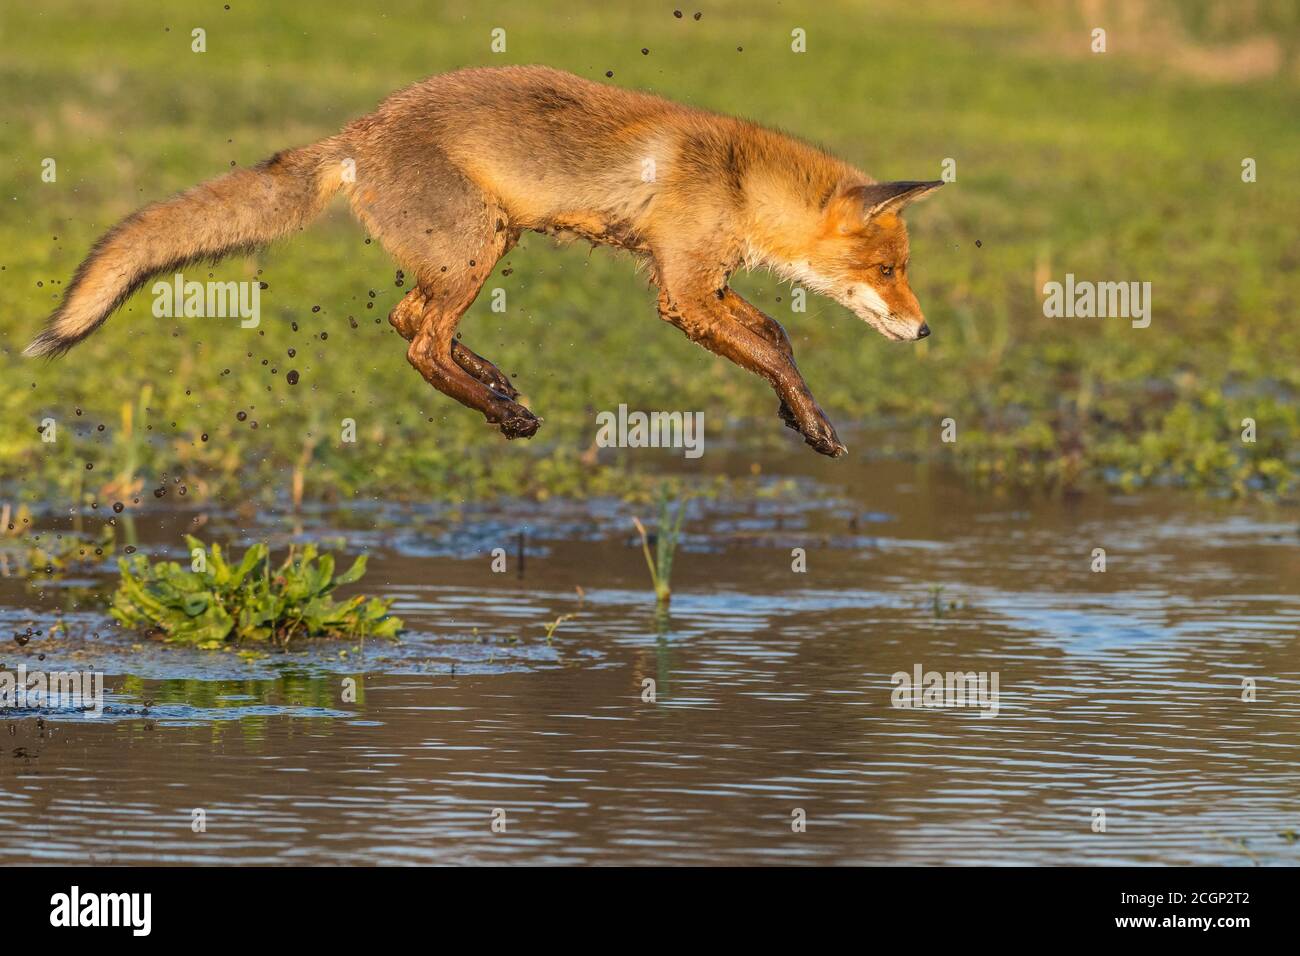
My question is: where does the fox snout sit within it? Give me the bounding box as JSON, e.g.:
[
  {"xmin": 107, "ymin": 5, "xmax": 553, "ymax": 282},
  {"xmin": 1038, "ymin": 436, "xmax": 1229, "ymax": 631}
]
[
  {"xmin": 891, "ymin": 315, "xmax": 932, "ymax": 342},
  {"xmin": 890, "ymin": 302, "xmax": 931, "ymax": 341},
  {"xmin": 844, "ymin": 290, "xmax": 931, "ymax": 342}
]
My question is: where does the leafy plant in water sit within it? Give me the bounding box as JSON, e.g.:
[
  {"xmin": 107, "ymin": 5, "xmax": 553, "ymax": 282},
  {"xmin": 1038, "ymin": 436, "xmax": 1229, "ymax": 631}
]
[
  {"xmin": 632, "ymin": 485, "xmax": 688, "ymax": 610},
  {"xmin": 110, "ymin": 536, "xmax": 402, "ymax": 648}
]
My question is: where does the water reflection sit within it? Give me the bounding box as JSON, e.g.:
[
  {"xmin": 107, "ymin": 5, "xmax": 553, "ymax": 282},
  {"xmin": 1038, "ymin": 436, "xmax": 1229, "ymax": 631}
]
[{"xmin": 2, "ymin": 463, "xmax": 1297, "ymax": 864}]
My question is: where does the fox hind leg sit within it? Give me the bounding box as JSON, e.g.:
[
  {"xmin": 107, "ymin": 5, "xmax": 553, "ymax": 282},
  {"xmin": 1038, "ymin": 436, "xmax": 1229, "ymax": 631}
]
[
  {"xmin": 359, "ymin": 156, "xmax": 534, "ymax": 437},
  {"xmin": 404, "ymin": 271, "xmax": 539, "ymax": 439},
  {"xmin": 389, "ymin": 288, "xmax": 519, "ymax": 400},
  {"xmin": 450, "ymin": 338, "xmax": 519, "ymax": 400},
  {"xmin": 387, "ymin": 286, "xmax": 425, "ymax": 339},
  {"xmin": 386, "ymin": 236, "xmax": 538, "ymax": 437},
  {"xmin": 403, "ymin": 251, "xmax": 539, "ymax": 438}
]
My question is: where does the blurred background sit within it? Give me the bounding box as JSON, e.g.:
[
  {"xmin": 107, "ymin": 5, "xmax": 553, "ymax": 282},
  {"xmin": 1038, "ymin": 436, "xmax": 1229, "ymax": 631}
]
[{"xmin": 1, "ymin": 0, "xmax": 1297, "ymax": 507}]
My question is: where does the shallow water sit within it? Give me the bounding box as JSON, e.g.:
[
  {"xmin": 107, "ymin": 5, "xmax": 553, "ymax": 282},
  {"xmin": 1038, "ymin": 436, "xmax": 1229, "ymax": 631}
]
[{"xmin": 2, "ymin": 460, "xmax": 1298, "ymax": 865}]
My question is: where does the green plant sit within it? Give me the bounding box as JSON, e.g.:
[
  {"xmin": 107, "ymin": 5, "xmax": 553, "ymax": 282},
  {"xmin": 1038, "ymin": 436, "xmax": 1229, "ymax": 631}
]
[
  {"xmin": 926, "ymin": 584, "xmax": 966, "ymax": 618},
  {"xmin": 632, "ymin": 485, "xmax": 688, "ymax": 610},
  {"xmin": 109, "ymin": 535, "xmax": 402, "ymax": 647},
  {"xmin": 543, "ymin": 612, "xmax": 576, "ymax": 646}
]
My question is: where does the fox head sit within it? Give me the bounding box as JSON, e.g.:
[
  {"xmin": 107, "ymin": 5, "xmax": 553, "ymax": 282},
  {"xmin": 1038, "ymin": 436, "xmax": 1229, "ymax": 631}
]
[{"xmin": 795, "ymin": 180, "xmax": 943, "ymax": 342}]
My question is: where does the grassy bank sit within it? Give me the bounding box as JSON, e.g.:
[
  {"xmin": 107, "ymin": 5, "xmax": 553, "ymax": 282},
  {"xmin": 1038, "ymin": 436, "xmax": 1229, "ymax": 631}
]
[{"xmin": 1, "ymin": 0, "xmax": 1296, "ymax": 507}]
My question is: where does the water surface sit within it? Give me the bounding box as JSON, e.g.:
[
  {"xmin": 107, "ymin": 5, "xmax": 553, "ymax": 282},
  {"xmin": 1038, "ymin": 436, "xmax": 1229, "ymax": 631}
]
[{"xmin": 2, "ymin": 461, "xmax": 1298, "ymax": 864}]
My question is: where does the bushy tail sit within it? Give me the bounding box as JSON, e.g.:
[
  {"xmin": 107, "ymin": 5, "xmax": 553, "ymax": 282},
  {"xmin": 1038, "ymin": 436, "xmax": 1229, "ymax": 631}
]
[{"xmin": 25, "ymin": 140, "xmax": 346, "ymax": 357}]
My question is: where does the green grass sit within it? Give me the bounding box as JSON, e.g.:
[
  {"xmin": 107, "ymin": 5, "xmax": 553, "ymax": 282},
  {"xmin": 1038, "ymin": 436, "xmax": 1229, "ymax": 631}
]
[{"xmin": 1, "ymin": 0, "xmax": 1296, "ymax": 507}]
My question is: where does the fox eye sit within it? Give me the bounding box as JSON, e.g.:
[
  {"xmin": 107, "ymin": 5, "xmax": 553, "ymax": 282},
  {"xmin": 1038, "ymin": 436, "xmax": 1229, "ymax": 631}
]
[{"xmin": 879, "ymin": 265, "xmax": 894, "ymax": 278}]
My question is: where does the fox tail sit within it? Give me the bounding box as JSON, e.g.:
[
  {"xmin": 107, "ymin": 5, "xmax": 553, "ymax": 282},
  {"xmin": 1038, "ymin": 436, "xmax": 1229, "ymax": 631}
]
[{"xmin": 24, "ymin": 139, "xmax": 346, "ymax": 357}]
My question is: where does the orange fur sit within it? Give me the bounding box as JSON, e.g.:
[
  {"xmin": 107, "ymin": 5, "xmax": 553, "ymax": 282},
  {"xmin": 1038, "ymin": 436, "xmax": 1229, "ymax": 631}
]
[{"xmin": 26, "ymin": 66, "xmax": 943, "ymax": 456}]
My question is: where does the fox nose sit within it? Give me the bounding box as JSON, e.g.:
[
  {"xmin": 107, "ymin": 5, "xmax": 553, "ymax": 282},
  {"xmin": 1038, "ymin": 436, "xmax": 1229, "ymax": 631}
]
[{"xmin": 916, "ymin": 323, "xmax": 931, "ymax": 339}]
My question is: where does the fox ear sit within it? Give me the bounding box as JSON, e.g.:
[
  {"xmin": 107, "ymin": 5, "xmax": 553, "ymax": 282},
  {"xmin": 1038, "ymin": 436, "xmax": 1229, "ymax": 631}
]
[
  {"xmin": 824, "ymin": 180, "xmax": 943, "ymax": 232},
  {"xmin": 859, "ymin": 180, "xmax": 944, "ymax": 220}
]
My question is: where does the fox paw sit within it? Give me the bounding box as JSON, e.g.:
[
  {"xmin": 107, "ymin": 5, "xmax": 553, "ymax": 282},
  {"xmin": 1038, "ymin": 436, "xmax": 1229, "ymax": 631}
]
[
  {"xmin": 799, "ymin": 415, "xmax": 847, "ymax": 458},
  {"xmin": 805, "ymin": 430, "xmax": 848, "ymax": 458},
  {"xmin": 498, "ymin": 408, "xmax": 541, "ymax": 440},
  {"xmin": 778, "ymin": 401, "xmax": 846, "ymax": 457}
]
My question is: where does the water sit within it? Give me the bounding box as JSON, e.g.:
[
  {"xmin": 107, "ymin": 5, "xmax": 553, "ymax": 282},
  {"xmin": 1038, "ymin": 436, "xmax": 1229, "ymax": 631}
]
[{"xmin": 2, "ymin": 461, "xmax": 1298, "ymax": 864}]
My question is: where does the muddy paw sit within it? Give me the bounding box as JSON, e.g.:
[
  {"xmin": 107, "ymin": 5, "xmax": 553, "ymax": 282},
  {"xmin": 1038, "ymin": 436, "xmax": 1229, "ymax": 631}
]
[
  {"xmin": 800, "ymin": 419, "xmax": 847, "ymax": 459},
  {"xmin": 498, "ymin": 409, "xmax": 541, "ymax": 440}
]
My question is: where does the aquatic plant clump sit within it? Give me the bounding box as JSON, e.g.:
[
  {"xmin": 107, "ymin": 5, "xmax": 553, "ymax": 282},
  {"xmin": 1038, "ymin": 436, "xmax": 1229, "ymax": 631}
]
[{"xmin": 110, "ymin": 536, "xmax": 402, "ymax": 647}]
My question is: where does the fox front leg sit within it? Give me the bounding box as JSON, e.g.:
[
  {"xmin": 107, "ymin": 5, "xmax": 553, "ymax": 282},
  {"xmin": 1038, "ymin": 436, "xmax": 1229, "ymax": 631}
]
[
  {"xmin": 714, "ymin": 289, "xmax": 845, "ymax": 456},
  {"xmin": 656, "ymin": 286, "xmax": 846, "ymax": 458},
  {"xmin": 720, "ymin": 295, "xmax": 807, "ymax": 437}
]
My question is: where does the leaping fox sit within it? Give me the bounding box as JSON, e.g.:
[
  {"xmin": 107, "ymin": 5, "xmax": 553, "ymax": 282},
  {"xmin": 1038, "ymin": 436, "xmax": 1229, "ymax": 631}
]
[{"xmin": 26, "ymin": 65, "xmax": 942, "ymax": 457}]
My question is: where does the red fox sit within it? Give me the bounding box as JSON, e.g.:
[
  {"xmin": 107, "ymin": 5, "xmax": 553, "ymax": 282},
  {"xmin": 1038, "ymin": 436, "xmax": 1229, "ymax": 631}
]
[{"xmin": 27, "ymin": 66, "xmax": 942, "ymax": 457}]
